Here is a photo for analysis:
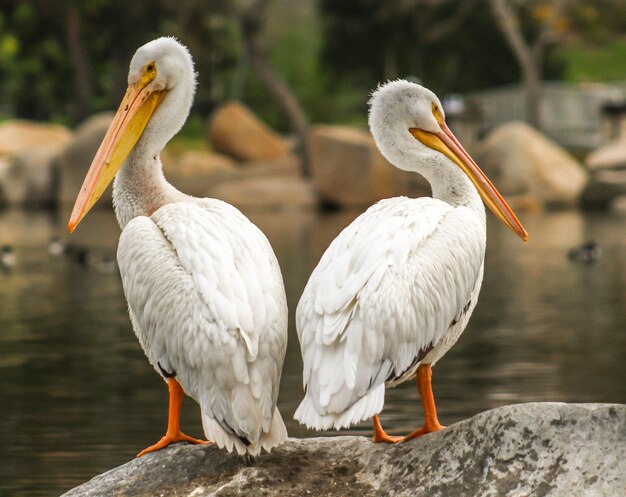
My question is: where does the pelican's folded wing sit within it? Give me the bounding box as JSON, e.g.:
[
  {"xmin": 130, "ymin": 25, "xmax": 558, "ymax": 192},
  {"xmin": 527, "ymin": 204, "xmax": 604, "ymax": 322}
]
[{"xmin": 117, "ymin": 199, "xmax": 287, "ymax": 453}]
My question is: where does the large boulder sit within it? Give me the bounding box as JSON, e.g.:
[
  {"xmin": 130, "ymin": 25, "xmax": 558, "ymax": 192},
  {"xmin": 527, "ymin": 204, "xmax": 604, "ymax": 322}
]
[
  {"xmin": 0, "ymin": 120, "xmax": 71, "ymax": 158},
  {"xmin": 0, "ymin": 120, "xmax": 72, "ymax": 206},
  {"xmin": 473, "ymin": 122, "xmax": 587, "ymax": 208},
  {"xmin": 207, "ymin": 176, "xmax": 316, "ymax": 210},
  {"xmin": 57, "ymin": 113, "xmax": 114, "ymax": 206},
  {"xmin": 163, "ymin": 152, "xmax": 305, "ymax": 203},
  {"xmin": 61, "ymin": 403, "xmax": 625, "ymax": 497},
  {"xmin": 240, "ymin": 154, "xmax": 302, "ymax": 177},
  {"xmin": 208, "ymin": 102, "xmax": 290, "ymax": 161},
  {"xmin": 581, "ymin": 138, "xmax": 626, "ymax": 209},
  {"xmin": 308, "ymin": 126, "xmax": 430, "ymax": 207},
  {"xmin": 585, "ymin": 138, "xmax": 626, "ymax": 171},
  {"xmin": 163, "ymin": 150, "xmax": 238, "ymax": 197}
]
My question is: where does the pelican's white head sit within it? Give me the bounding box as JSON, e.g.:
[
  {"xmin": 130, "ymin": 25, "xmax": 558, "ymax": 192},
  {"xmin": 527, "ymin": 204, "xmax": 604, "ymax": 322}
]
[
  {"xmin": 368, "ymin": 79, "xmax": 528, "ymax": 242},
  {"xmin": 129, "ymin": 37, "xmax": 196, "ymax": 90},
  {"xmin": 128, "ymin": 37, "xmax": 197, "ymax": 149},
  {"xmin": 368, "ymin": 80, "xmax": 444, "ymax": 169},
  {"xmin": 68, "ymin": 37, "xmax": 197, "ymax": 232}
]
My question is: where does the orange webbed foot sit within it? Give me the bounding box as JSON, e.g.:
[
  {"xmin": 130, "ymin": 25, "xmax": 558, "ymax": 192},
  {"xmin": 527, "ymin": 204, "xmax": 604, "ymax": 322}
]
[
  {"xmin": 137, "ymin": 432, "xmax": 212, "ymax": 457},
  {"xmin": 401, "ymin": 421, "xmax": 445, "ymax": 442},
  {"xmin": 372, "ymin": 414, "xmax": 404, "ymax": 444},
  {"xmin": 373, "ymin": 432, "xmax": 405, "ymax": 444}
]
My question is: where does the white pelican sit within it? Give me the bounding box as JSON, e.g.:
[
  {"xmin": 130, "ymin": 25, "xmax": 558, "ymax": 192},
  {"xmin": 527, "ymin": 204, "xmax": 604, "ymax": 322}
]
[
  {"xmin": 294, "ymin": 80, "xmax": 528, "ymax": 442},
  {"xmin": 68, "ymin": 37, "xmax": 288, "ymax": 456}
]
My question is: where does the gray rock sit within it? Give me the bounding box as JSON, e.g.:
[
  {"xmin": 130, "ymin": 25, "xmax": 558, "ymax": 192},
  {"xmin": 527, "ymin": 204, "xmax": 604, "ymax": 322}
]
[{"xmin": 62, "ymin": 403, "xmax": 626, "ymax": 497}]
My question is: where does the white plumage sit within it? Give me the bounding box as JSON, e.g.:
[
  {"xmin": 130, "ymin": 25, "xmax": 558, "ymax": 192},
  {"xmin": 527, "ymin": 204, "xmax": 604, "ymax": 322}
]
[
  {"xmin": 294, "ymin": 80, "xmax": 527, "ymax": 439},
  {"xmin": 69, "ymin": 38, "xmax": 288, "ymax": 456},
  {"xmin": 118, "ymin": 200, "xmax": 288, "ymax": 455},
  {"xmin": 296, "ymin": 198, "xmax": 483, "ymax": 429}
]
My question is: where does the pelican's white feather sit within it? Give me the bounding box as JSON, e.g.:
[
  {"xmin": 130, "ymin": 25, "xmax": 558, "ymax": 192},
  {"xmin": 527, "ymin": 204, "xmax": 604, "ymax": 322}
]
[
  {"xmin": 57, "ymin": 37, "xmax": 295, "ymax": 456},
  {"xmin": 293, "ymin": 79, "xmax": 525, "ymax": 432},
  {"xmin": 118, "ymin": 198, "xmax": 288, "ymax": 455},
  {"xmin": 295, "ymin": 196, "xmax": 484, "ymax": 428}
]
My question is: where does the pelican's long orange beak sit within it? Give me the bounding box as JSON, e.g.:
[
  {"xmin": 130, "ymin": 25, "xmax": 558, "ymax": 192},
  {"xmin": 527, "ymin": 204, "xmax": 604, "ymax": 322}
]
[
  {"xmin": 68, "ymin": 70, "xmax": 166, "ymax": 233},
  {"xmin": 410, "ymin": 106, "xmax": 528, "ymax": 243}
]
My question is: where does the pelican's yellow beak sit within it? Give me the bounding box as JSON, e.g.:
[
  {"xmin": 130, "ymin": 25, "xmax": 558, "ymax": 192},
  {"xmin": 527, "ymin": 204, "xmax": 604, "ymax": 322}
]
[
  {"xmin": 410, "ymin": 105, "xmax": 528, "ymax": 243},
  {"xmin": 68, "ymin": 66, "xmax": 166, "ymax": 233}
]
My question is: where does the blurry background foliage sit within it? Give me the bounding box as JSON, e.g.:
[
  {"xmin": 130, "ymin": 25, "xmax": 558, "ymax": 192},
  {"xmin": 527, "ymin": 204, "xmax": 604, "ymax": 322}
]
[{"xmin": 0, "ymin": 0, "xmax": 625, "ymax": 132}]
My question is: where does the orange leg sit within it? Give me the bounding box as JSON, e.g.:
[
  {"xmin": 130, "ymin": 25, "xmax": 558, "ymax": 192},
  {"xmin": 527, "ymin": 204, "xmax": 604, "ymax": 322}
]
[
  {"xmin": 372, "ymin": 414, "xmax": 404, "ymax": 443},
  {"xmin": 137, "ymin": 377, "xmax": 210, "ymax": 457},
  {"xmin": 402, "ymin": 363, "xmax": 445, "ymax": 441}
]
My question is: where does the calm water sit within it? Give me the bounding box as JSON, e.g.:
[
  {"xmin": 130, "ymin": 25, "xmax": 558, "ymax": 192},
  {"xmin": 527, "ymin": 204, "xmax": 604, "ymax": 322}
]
[{"xmin": 0, "ymin": 207, "xmax": 625, "ymax": 496}]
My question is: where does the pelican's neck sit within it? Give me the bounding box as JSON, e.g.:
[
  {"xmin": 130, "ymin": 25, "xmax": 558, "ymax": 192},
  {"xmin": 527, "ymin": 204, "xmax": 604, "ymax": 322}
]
[
  {"xmin": 423, "ymin": 157, "xmax": 484, "ymax": 215},
  {"xmin": 112, "ymin": 59, "xmax": 195, "ymax": 231},
  {"xmin": 389, "ymin": 141, "xmax": 485, "ymax": 220},
  {"xmin": 372, "ymin": 124, "xmax": 485, "ymax": 218},
  {"xmin": 112, "ymin": 149, "xmax": 187, "ymax": 230}
]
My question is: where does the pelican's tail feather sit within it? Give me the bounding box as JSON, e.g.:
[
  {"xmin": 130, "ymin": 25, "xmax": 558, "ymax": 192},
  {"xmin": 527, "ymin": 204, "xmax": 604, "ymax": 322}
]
[
  {"xmin": 202, "ymin": 407, "xmax": 288, "ymax": 456},
  {"xmin": 257, "ymin": 407, "xmax": 288, "ymax": 454},
  {"xmin": 294, "ymin": 384, "xmax": 385, "ymax": 431}
]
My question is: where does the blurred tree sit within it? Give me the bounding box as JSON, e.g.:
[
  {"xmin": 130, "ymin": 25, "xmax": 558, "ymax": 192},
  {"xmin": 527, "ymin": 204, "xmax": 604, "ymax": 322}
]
[
  {"xmin": 65, "ymin": 4, "xmax": 93, "ymax": 122},
  {"xmin": 0, "ymin": 2, "xmax": 72, "ymax": 121},
  {"xmin": 318, "ymin": 0, "xmax": 566, "ymax": 117},
  {"xmin": 556, "ymin": 0, "xmax": 626, "ymax": 45},
  {"xmin": 0, "ymin": 0, "xmax": 237, "ymax": 124},
  {"xmin": 240, "ymin": 0, "xmax": 310, "ymax": 175},
  {"xmin": 488, "ymin": 0, "xmax": 626, "ymax": 126},
  {"xmin": 8, "ymin": 0, "xmax": 619, "ymax": 136},
  {"xmin": 489, "ymin": 0, "xmax": 569, "ymax": 128},
  {"xmin": 0, "ymin": 0, "xmax": 312, "ymax": 171}
]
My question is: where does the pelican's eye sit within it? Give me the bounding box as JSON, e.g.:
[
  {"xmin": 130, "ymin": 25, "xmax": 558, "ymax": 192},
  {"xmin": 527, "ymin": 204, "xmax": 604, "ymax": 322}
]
[
  {"xmin": 138, "ymin": 63, "xmax": 158, "ymax": 87},
  {"xmin": 432, "ymin": 103, "xmax": 444, "ymax": 125}
]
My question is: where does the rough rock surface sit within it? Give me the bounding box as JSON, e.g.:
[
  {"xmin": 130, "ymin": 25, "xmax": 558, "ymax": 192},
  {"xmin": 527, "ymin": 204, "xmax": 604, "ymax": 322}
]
[
  {"xmin": 62, "ymin": 403, "xmax": 625, "ymax": 497},
  {"xmin": 308, "ymin": 125, "xmax": 430, "ymax": 207},
  {"xmin": 208, "ymin": 102, "xmax": 289, "ymax": 161},
  {"xmin": 57, "ymin": 113, "xmax": 114, "ymax": 205},
  {"xmin": 473, "ymin": 122, "xmax": 587, "ymax": 207}
]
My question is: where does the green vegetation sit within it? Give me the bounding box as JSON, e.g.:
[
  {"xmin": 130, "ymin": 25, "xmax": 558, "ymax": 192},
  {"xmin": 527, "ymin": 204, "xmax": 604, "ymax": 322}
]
[
  {"xmin": 0, "ymin": 1, "xmax": 625, "ymax": 137},
  {"xmin": 557, "ymin": 40, "xmax": 626, "ymax": 83}
]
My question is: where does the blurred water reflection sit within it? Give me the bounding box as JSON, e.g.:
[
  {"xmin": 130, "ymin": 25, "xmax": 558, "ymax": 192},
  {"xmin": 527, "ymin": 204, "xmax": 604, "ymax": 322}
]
[{"xmin": 0, "ymin": 207, "xmax": 625, "ymax": 496}]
